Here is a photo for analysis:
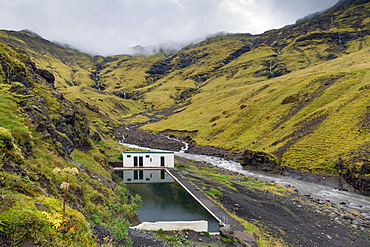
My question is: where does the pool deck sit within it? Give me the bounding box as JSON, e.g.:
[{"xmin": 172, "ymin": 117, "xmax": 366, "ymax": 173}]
[{"xmin": 166, "ymin": 169, "xmax": 245, "ymax": 232}]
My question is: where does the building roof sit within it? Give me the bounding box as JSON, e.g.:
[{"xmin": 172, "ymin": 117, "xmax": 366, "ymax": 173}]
[{"xmin": 123, "ymin": 151, "xmax": 174, "ymax": 154}]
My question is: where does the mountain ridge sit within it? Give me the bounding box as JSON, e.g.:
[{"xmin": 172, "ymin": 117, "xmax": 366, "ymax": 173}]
[
  {"xmin": 1, "ymin": 0, "xmax": 368, "ymax": 183},
  {"xmin": 1, "ymin": 0, "xmax": 370, "ymax": 245}
]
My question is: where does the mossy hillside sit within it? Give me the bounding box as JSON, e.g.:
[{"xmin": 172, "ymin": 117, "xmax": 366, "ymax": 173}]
[
  {"xmin": 130, "ymin": 2, "xmax": 370, "ymax": 109},
  {"xmin": 0, "ymin": 192, "xmax": 94, "ymax": 246},
  {"xmin": 62, "ymin": 86, "xmax": 144, "ymax": 132},
  {"xmin": 143, "ymin": 48, "xmax": 370, "ymax": 172},
  {"xmin": 0, "ymin": 30, "xmax": 95, "ymax": 89},
  {"xmin": 0, "ymin": 0, "xmax": 368, "ymax": 182},
  {"xmin": 0, "ymin": 31, "xmax": 146, "ymax": 127},
  {"xmin": 0, "ymin": 43, "xmax": 138, "ymax": 246},
  {"xmin": 98, "ymin": 55, "xmax": 162, "ymax": 92}
]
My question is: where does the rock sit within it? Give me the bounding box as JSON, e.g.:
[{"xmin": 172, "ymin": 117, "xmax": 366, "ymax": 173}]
[
  {"xmin": 241, "ymin": 150, "xmax": 279, "ymax": 171},
  {"xmin": 36, "ymin": 69, "xmax": 55, "ymax": 86},
  {"xmin": 51, "ymin": 91, "xmax": 64, "ymax": 99},
  {"xmin": 34, "ymin": 202, "xmax": 49, "ymax": 212},
  {"xmin": 281, "ymin": 95, "xmax": 300, "ymax": 104},
  {"xmin": 219, "ymin": 225, "xmax": 234, "ymax": 239},
  {"xmin": 90, "ymin": 132, "xmax": 102, "ymax": 142},
  {"xmin": 234, "ymin": 231, "xmax": 258, "ymax": 247},
  {"xmin": 352, "ymin": 219, "xmax": 360, "ymax": 226}
]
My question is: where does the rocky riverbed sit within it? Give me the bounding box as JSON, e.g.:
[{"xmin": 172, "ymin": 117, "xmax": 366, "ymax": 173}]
[
  {"xmin": 176, "ymin": 158, "xmax": 370, "ymax": 246},
  {"xmin": 115, "ymin": 126, "xmax": 359, "ymax": 192}
]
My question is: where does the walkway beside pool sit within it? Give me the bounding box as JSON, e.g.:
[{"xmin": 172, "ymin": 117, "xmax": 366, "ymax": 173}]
[{"xmin": 167, "ymin": 169, "xmax": 245, "ymax": 232}]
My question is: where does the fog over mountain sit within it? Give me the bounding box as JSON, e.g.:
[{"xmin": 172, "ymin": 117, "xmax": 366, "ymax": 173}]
[{"xmin": 0, "ymin": 0, "xmax": 339, "ymax": 55}]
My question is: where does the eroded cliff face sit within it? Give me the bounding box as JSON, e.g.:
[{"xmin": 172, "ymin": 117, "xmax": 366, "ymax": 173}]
[{"xmin": 3, "ymin": 55, "xmax": 91, "ymax": 157}]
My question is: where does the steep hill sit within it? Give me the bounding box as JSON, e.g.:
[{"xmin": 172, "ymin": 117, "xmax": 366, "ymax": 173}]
[
  {"xmin": 138, "ymin": 0, "xmax": 370, "ymax": 193},
  {"xmin": 0, "ymin": 41, "xmax": 140, "ymax": 245},
  {"xmin": 0, "ymin": 0, "xmax": 369, "ymax": 198}
]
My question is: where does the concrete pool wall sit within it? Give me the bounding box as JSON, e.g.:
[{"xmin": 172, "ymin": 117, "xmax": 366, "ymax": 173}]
[{"xmin": 114, "ymin": 168, "xmax": 228, "ymax": 232}]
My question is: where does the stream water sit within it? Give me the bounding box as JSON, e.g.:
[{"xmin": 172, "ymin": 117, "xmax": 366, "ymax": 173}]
[{"xmin": 121, "ymin": 142, "xmax": 370, "ymax": 217}]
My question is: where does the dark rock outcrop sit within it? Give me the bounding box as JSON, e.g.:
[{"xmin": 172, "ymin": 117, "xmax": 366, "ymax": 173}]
[
  {"xmin": 3, "ymin": 49, "xmax": 92, "ymax": 157},
  {"xmin": 36, "ymin": 68, "xmax": 55, "ymax": 86},
  {"xmin": 241, "ymin": 150, "xmax": 280, "ymax": 172},
  {"xmin": 336, "ymin": 157, "xmax": 370, "ymax": 196}
]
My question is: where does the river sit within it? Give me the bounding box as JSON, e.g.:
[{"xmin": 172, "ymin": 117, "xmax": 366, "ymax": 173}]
[{"xmin": 120, "ymin": 142, "xmax": 370, "ymax": 217}]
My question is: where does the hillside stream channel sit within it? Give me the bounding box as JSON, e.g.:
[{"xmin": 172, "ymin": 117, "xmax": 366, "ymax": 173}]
[{"xmin": 119, "ymin": 138, "xmax": 370, "ymax": 219}]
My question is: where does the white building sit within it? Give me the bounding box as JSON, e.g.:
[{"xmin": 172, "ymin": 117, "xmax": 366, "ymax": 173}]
[{"xmin": 122, "ymin": 151, "xmax": 174, "ymax": 168}]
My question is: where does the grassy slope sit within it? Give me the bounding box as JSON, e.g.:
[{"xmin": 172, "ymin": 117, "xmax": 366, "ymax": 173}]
[
  {"xmin": 0, "ymin": 42, "xmax": 139, "ymax": 246},
  {"xmin": 141, "ymin": 2, "xmax": 370, "ymax": 172},
  {"xmin": 0, "ymin": 1, "xmax": 368, "ymax": 177},
  {"xmin": 0, "ymin": 30, "xmax": 146, "ymax": 131}
]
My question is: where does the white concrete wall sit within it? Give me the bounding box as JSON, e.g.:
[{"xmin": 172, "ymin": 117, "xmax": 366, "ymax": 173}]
[
  {"xmin": 122, "ymin": 152, "xmax": 174, "ymax": 168},
  {"xmin": 131, "ymin": 220, "xmax": 208, "ymax": 232}
]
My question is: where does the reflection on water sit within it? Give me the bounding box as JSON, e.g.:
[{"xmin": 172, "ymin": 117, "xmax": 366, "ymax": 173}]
[
  {"xmin": 114, "ymin": 170, "xmax": 220, "ymax": 232},
  {"xmin": 115, "ymin": 169, "xmax": 174, "ymax": 183}
]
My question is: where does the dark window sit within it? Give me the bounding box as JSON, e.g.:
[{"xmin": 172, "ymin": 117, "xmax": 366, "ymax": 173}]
[
  {"xmin": 134, "ymin": 170, "xmax": 138, "ymax": 180},
  {"xmin": 161, "ymin": 170, "xmax": 165, "ymax": 179},
  {"xmin": 145, "ymin": 155, "xmax": 150, "ymax": 158},
  {"xmin": 139, "ymin": 156, "xmax": 143, "ymax": 167},
  {"xmin": 127, "ymin": 155, "xmax": 131, "ymax": 158},
  {"xmin": 127, "ymin": 178, "xmax": 132, "ymax": 181},
  {"xmin": 160, "ymin": 156, "xmax": 165, "ymax": 167},
  {"xmin": 134, "ymin": 156, "xmax": 138, "ymax": 166},
  {"xmin": 139, "ymin": 170, "xmax": 144, "ymax": 180}
]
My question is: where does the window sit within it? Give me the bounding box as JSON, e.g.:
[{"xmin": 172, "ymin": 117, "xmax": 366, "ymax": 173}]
[
  {"xmin": 127, "ymin": 178, "xmax": 132, "ymax": 181},
  {"xmin": 160, "ymin": 156, "xmax": 165, "ymax": 167},
  {"xmin": 134, "ymin": 170, "xmax": 138, "ymax": 180},
  {"xmin": 139, "ymin": 156, "xmax": 143, "ymax": 167},
  {"xmin": 127, "ymin": 155, "xmax": 131, "ymax": 158},
  {"xmin": 139, "ymin": 170, "xmax": 143, "ymax": 180},
  {"xmin": 161, "ymin": 170, "xmax": 165, "ymax": 179},
  {"xmin": 145, "ymin": 155, "xmax": 150, "ymax": 158}
]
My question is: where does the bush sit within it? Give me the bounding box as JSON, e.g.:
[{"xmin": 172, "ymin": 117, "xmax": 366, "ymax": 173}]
[{"xmin": 0, "ymin": 195, "xmax": 95, "ymax": 246}]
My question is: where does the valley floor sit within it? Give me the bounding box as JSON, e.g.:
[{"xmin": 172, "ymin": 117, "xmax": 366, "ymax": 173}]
[
  {"xmin": 175, "ymin": 157, "xmax": 370, "ymax": 247},
  {"xmin": 115, "ymin": 127, "xmax": 370, "ymax": 246}
]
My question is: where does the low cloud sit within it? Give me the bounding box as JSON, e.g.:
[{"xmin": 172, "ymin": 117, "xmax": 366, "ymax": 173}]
[{"xmin": 0, "ymin": 0, "xmax": 338, "ymax": 55}]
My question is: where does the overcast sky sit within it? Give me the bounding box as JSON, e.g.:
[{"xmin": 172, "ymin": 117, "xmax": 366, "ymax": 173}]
[{"xmin": 0, "ymin": 0, "xmax": 339, "ymax": 56}]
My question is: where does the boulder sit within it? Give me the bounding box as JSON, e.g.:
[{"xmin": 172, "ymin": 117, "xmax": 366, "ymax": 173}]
[{"xmin": 219, "ymin": 225, "xmax": 234, "ymax": 239}]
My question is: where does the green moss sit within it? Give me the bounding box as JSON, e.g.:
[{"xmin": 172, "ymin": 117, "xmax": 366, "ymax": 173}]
[
  {"xmin": 206, "ymin": 188, "xmax": 224, "ymax": 199},
  {"xmin": 70, "ymin": 149, "xmax": 110, "ymax": 178},
  {"xmin": 0, "ymin": 194, "xmax": 95, "ymax": 246}
]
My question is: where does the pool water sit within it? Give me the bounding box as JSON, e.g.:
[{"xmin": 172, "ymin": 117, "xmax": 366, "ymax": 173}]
[{"xmin": 115, "ymin": 170, "xmax": 220, "ymax": 232}]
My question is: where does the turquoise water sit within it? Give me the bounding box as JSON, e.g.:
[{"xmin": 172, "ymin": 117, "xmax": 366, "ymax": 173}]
[{"xmin": 115, "ymin": 170, "xmax": 220, "ymax": 232}]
